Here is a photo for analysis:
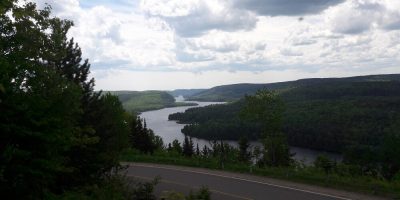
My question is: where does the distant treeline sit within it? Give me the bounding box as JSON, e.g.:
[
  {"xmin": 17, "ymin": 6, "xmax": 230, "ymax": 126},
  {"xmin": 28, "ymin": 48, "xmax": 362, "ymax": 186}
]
[
  {"xmin": 109, "ymin": 90, "xmax": 197, "ymax": 113},
  {"xmin": 186, "ymin": 74, "xmax": 400, "ymax": 102}
]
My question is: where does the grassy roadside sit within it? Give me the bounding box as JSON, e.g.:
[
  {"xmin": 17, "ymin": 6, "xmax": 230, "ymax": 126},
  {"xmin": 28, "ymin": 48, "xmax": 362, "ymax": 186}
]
[{"xmin": 121, "ymin": 149, "xmax": 400, "ymax": 199}]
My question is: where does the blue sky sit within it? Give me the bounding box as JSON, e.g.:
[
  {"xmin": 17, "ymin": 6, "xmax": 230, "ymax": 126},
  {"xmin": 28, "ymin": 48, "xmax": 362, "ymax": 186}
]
[{"xmin": 34, "ymin": 0, "xmax": 400, "ymax": 90}]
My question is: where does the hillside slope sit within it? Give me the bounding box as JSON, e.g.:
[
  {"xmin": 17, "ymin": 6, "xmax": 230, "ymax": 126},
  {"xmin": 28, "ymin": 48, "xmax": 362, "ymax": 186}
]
[
  {"xmin": 108, "ymin": 91, "xmax": 196, "ymax": 113},
  {"xmin": 187, "ymin": 74, "xmax": 400, "ymax": 102},
  {"xmin": 170, "ymin": 79, "xmax": 400, "ymax": 152},
  {"xmin": 168, "ymin": 89, "xmax": 206, "ymax": 98}
]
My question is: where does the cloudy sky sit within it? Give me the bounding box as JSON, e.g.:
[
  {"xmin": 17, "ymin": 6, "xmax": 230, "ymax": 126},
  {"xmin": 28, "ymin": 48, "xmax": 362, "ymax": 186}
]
[{"xmin": 34, "ymin": 0, "xmax": 400, "ymax": 90}]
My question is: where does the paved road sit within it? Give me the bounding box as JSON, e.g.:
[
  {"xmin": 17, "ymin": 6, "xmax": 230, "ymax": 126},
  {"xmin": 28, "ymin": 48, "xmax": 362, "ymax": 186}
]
[{"xmin": 123, "ymin": 163, "xmax": 383, "ymax": 200}]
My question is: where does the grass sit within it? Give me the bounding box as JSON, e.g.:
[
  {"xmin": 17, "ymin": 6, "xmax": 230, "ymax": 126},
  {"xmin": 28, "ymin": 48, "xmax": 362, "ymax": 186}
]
[{"xmin": 121, "ymin": 149, "xmax": 400, "ymax": 199}]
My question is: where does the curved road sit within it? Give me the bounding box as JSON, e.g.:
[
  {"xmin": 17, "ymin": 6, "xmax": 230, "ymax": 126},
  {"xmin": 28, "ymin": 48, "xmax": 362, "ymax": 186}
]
[{"xmin": 123, "ymin": 163, "xmax": 384, "ymax": 200}]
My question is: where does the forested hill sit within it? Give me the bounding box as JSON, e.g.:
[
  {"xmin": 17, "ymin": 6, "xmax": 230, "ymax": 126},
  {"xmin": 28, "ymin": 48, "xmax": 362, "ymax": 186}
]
[
  {"xmin": 187, "ymin": 74, "xmax": 400, "ymax": 102},
  {"xmin": 168, "ymin": 89, "xmax": 206, "ymax": 98},
  {"xmin": 108, "ymin": 91, "xmax": 196, "ymax": 113},
  {"xmin": 170, "ymin": 80, "xmax": 400, "ymax": 153}
]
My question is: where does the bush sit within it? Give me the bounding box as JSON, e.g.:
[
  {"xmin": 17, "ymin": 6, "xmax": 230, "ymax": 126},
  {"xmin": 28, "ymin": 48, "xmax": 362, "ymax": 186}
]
[{"xmin": 49, "ymin": 175, "xmax": 159, "ymax": 200}]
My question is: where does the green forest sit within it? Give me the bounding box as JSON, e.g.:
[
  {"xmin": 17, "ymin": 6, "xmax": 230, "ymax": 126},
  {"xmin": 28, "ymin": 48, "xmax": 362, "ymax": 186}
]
[
  {"xmin": 110, "ymin": 90, "xmax": 197, "ymax": 113},
  {"xmin": 168, "ymin": 89, "xmax": 206, "ymax": 98},
  {"xmin": 169, "ymin": 82, "xmax": 400, "ymax": 182},
  {"xmin": 170, "ymin": 81, "xmax": 400, "ymax": 151}
]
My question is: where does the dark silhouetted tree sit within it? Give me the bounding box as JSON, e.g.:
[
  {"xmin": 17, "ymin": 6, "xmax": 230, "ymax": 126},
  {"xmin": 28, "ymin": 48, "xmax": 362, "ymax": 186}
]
[
  {"xmin": 172, "ymin": 139, "xmax": 182, "ymax": 154},
  {"xmin": 183, "ymin": 136, "xmax": 194, "ymax": 157},
  {"xmin": 238, "ymin": 136, "xmax": 251, "ymax": 163}
]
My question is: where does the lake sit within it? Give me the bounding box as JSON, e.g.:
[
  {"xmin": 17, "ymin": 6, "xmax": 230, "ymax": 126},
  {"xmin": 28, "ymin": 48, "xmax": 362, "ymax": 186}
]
[{"xmin": 140, "ymin": 100, "xmax": 341, "ymax": 164}]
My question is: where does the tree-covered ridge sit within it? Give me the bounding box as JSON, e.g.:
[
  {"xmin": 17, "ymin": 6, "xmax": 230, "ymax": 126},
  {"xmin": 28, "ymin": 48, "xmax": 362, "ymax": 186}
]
[
  {"xmin": 169, "ymin": 81, "xmax": 400, "ymax": 152},
  {"xmin": 170, "ymin": 84, "xmax": 400, "ymax": 180},
  {"xmin": 168, "ymin": 89, "xmax": 206, "ymax": 98},
  {"xmin": 108, "ymin": 90, "xmax": 197, "ymax": 113},
  {"xmin": 187, "ymin": 74, "xmax": 400, "ymax": 102}
]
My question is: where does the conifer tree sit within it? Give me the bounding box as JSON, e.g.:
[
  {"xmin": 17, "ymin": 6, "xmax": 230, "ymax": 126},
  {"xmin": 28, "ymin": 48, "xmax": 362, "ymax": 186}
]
[
  {"xmin": 183, "ymin": 136, "xmax": 194, "ymax": 157},
  {"xmin": 238, "ymin": 136, "xmax": 251, "ymax": 163},
  {"xmin": 196, "ymin": 144, "xmax": 201, "ymax": 156},
  {"xmin": 172, "ymin": 139, "xmax": 183, "ymax": 154}
]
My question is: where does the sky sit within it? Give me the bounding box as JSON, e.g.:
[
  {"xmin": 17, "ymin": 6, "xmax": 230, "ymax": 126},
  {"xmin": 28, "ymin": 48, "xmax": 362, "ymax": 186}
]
[{"xmin": 33, "ymin": 0, "xmax": 400, "ymax": 90}]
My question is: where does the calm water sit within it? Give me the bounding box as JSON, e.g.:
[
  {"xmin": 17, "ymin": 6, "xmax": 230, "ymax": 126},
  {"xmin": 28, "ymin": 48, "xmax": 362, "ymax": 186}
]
[{"xmin": 140, "ymin": 100, "xmax": 341, "ymax": 164}]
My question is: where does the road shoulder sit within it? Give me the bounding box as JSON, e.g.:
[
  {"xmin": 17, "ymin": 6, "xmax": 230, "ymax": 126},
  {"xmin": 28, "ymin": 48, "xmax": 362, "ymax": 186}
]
[{"xmin": 121, "ymin": 162, "xmax": 387, "ymax": 200}]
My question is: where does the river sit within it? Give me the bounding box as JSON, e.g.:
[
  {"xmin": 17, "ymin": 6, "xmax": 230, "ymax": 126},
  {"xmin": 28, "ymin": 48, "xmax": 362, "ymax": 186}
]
[{"xmin": 140, "ymin": 100, "xmax": 341, "ymax": 164}]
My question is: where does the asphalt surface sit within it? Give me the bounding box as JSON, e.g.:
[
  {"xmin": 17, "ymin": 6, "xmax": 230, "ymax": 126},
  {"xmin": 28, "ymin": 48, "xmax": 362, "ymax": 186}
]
[{"xmin": 123, "ymin": 163, "xmax": 383, "ymax": 200}]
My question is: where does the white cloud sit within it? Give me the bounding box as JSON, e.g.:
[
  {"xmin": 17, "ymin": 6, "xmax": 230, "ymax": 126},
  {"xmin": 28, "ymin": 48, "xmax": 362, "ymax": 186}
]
[
  {"xmin": 233, "ymin": 0, "xmax": 344, "ymax": 16},
  {"xmin": 327, "ymin": 0, "xmax": 400, "ymax": 34},
  {"xmin": 30, "ymin": 0, "xmax": 400, "ymax": 90},
  {"xmin": 140, "ymin": 0, "xmax": 258, "ymax": 37}
]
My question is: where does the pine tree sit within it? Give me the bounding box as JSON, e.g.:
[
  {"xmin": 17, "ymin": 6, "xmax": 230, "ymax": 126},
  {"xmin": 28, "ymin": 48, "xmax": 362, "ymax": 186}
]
[
  {"xmin": 130, "ymin": 116, "xmax": 154, "ymax": 154},
  {"xmin": 167, "ymin": 143, "xmax": 173, "ymax": 152},
  {"xmin": 202, "ymin": 145, "xmax": 209, "ymax": 157},
  {"xmin": 183, "ymin": 136, "xmax": 194, "ymax": 157},
  {"xmin": 238, "ymin": 136, "xmax": 251, "ymax": 163},
  {"xmin": 196, "ymin": 144, "xmax": 201, "ymax": 156},
  {"xmin": 172, "ymin": 139, "xmax": 182, "ymax": 154}
]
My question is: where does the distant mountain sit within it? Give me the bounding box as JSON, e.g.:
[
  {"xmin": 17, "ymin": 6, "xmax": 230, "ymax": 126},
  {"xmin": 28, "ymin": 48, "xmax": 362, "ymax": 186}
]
[
  {"xmin": 187, "ymin": 74, "xmax": 400, "ymax": 102},
  {"xmin": 107, "ymin": 91, "xmax": 196, "ymax": 113},
  {"xmin": 168, "ymin": 89, "xmax": 206, "ymax": 98}
]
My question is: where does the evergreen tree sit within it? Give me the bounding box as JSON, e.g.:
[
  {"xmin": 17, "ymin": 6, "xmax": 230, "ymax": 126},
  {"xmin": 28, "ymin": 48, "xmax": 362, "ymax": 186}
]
[
  {"xmin": 202, "ymin": 145, "xmax": 209, "ymax": 157},
  {"xmin": 167, "ymin": 143, "xmax": 173, "ymax": 152},
  {"xmin": 196, "ymin": 144, "xmax": 201, "ymax": 156},
  {"xmin": 238, "ymin": 136, "xmax": 251, "ymax": 163},
  {"xmin": 219, "ymin": 140, "xmax": 225, "ymax": 169},
  {"xmin": 183, "ymin": 136, "xmax": 194, "ymax": 157},
  {"xmin": 130, "ymin": 116, "xmax": 154, "ymax": 154},
  {"xmin": 172, "ymin": 139, "xmax": 182, "ymax": 154}
]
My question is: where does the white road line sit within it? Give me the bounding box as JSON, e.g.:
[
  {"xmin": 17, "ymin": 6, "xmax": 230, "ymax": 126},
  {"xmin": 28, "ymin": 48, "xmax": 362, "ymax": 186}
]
[{"xmin": 127, "ymin": 163, "xmax": 352, "ymax": 200}]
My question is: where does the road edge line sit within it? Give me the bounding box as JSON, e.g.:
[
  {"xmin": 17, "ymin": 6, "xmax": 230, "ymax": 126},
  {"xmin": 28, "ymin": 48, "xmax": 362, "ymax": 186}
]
[{"xmin": 127, "ymin": 163, "xmax": 352, "ymax": 200}]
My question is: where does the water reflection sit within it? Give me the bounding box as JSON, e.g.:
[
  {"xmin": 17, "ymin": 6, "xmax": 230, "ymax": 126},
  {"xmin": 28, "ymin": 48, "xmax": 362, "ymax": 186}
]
[{"xmin": 140, "ymin": 100, "xmax": 341, "ymax": 164}]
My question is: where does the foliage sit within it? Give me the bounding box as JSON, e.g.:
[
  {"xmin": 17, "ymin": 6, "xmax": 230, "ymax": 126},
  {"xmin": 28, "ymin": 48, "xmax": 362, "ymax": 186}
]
[
  {"xmin": 238, "ymin": 136, "xmax": 251, "ymax": 163},
  {"xmin": 186, "ymin": 187, "xmax": 211, "ymax": 200},
  {"xmin": 314, "ymin": 155, "xmax": 335, "ymax": 174},
  {"xmin": 0, "ymin": 1, "xmax": 131, "ymax": 198},
  {"xmin": 160, "ymin": 187, "xmax": 211, "ymax": 200},
  {"xmin": 182, "ymin": 136, "xmax": 194, "ymax": 157},
  {"xmin": 49, "ymin": 175, "xmax": 158, "ymax": 200},
  {"xmin": 130, "ymin": 177, "xmax": 159, "ymax": 200},
  {"xmin": 241, "ymin": 89, "xmax": 292, "ymax": 167},
  {"xmin": 171, "ymin": 139, "xmax": 183, "ymax": 154},
  {"xmin": 129, "ymin": 116, "xmax": 163, "ymax": 154}
]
